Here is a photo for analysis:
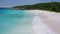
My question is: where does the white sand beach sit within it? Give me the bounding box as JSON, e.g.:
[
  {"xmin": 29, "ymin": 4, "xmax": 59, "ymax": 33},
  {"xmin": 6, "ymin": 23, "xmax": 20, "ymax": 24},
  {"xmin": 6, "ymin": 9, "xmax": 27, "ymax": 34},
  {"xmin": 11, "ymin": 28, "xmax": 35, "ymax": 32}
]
[{"xmin": 27, "ymin": 10, "xmax": 60, "ymax": 34}]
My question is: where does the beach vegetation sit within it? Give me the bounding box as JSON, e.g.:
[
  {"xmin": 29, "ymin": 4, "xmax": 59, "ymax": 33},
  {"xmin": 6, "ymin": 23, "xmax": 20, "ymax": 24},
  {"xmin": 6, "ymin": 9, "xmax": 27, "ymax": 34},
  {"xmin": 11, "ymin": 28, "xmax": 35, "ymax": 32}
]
[{"xmin": 12, "ymin": 2, "xmax": 60, "ymax": 12}]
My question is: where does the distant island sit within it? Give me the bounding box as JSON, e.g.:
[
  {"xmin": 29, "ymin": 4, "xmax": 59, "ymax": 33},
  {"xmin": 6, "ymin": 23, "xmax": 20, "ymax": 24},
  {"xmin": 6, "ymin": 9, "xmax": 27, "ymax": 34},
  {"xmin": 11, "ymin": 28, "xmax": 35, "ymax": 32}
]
[{"xmin": 12, "ymin": 2, "xmax": 60, "ymax": 12}]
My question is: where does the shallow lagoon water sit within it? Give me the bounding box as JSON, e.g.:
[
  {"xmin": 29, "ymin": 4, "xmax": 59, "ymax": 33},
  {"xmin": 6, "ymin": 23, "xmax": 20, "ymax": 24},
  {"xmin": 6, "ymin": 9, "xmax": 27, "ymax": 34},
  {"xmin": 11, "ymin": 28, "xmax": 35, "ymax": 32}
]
[{"xmin": 0, "ymin": 9, "xmax": 34, "ymax": 34}]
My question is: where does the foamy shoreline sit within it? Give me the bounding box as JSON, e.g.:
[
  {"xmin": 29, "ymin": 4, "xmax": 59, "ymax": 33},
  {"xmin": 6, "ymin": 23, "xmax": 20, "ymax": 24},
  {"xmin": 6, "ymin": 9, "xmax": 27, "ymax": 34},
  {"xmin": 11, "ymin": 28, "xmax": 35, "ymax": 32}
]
[
  {"xmin": 32, "ymin": 16, "xmax": 56, "ymax": 34},
  {"xmin": 26, "ymin": 10, "xmax": 60, "ymax": 34}
]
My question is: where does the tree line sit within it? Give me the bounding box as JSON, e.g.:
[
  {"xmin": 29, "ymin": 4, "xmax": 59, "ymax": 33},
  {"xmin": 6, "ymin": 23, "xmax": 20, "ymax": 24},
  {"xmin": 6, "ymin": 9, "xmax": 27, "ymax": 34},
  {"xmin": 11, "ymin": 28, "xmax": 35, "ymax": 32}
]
[{"xmin": 13, "ymin": 2, "xmax": 60, "ymax": 12}]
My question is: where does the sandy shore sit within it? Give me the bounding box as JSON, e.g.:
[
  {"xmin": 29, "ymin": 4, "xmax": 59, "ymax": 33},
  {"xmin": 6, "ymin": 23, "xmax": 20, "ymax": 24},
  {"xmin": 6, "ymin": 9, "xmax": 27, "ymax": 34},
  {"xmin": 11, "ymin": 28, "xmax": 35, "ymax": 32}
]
[
  {"xmin": 27, "ymin": 10, "xmax": 60, "ymax": 34},
  {"xmin": 32, "ymin": 16, "xmax": 56, "ymax": 34}
]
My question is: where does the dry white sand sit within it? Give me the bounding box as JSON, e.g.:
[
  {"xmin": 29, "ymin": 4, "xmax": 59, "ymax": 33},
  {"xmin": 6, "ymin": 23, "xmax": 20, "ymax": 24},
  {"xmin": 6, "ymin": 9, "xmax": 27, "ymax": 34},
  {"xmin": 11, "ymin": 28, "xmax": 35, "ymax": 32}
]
[
  {"xmin": 26, "ymin": 10, "xmax": 60, "ymax": 34},
  {"xmin": 32, "ymin": 16, "xmax": 56, "ymax": 34}
]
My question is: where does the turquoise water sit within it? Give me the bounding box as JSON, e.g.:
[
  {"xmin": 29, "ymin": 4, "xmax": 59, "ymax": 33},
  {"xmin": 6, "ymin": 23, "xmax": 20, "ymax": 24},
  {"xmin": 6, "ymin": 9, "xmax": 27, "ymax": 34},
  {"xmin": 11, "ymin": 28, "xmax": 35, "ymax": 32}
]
[{"xmin": 0, "ymin": 9, "xmax": 34, "ymax": 34}]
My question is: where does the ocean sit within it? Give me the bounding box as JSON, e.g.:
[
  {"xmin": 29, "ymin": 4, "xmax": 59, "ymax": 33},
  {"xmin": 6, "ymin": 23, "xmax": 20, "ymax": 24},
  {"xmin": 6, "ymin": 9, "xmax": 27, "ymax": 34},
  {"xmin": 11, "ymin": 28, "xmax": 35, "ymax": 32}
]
[{"xmin": 0, "ymin": 8, "xmax": 34, "ymax": 34}]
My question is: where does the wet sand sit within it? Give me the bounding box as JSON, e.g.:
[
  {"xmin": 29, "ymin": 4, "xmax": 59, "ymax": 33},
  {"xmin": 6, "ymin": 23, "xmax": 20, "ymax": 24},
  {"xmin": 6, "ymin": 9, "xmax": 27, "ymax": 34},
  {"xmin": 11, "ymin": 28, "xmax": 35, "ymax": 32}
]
[
  {"xmin": 38, "ymin": 10, "xmax": 60, "ymax": 34},
  {"xmin": 27, "ymin": 10, "xmax": 60, "ymax": 34}
]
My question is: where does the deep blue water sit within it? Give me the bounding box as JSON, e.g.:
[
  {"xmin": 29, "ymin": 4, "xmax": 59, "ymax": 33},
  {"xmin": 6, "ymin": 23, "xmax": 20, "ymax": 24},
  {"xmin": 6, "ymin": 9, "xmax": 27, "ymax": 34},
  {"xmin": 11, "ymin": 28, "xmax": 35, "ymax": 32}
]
[{"xmin": 0, "ymin": 9, "xmax": 34, "ymax": 34}]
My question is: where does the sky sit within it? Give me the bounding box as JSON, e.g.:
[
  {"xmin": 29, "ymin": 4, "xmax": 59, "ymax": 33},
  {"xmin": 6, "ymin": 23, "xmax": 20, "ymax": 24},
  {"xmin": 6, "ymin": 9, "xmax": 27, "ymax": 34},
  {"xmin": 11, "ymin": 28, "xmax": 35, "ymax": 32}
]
[{"xmin": 0, "ymin": 0, "xmax": 60, "ymax": 7}]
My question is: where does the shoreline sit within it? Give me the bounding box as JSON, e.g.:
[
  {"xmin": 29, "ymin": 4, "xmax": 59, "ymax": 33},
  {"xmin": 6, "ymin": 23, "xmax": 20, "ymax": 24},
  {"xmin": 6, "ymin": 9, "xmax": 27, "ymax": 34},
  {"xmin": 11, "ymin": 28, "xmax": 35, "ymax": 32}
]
[
  {"xmin": 32, "ymin": 16, "xmax": 56, "ymax": 34},
  {"xmin": 27, "ymin": 10, "xmax": 60, "ymax": 34}
]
